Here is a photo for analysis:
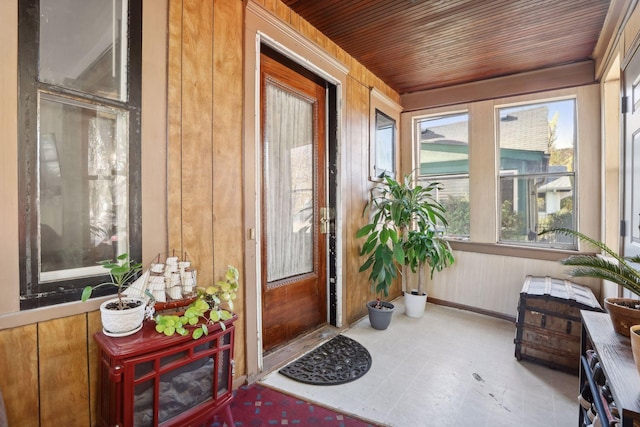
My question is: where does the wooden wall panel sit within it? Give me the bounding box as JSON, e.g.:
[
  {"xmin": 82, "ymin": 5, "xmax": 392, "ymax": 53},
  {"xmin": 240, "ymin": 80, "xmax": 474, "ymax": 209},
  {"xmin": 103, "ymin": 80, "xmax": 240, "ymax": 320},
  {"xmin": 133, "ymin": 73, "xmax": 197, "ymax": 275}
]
[
  {"xmin": 344, "ymin": 77, "xmax": 371, "ymax": 325},
  {"xmin": 343, "ymin": 77, "xmax": 402, "ymax": 325},
  {"xmin": 38, "ymin": 315, "xmax": 90, "ymax": 426},
  {"xmin": 167, "ymin": 0, "xmax": 184, "ymax": 252},
  {"xmin": 87, "ymin": 311, "xmax": 103, "ymax": 426},
  {"xmin": 212, "ymin": 0, "xmax": 245, "ymax": 378},
  {"xmin": 0, "ymin": 325, "xmax": 38, "ymax": 427},
  {"xmin": 167, "ymin": 0, "xmax": 246, "ymax": 379},
  {"xmin": 181, "ymin": 0, "xmax": 215, "ymax": 285}
]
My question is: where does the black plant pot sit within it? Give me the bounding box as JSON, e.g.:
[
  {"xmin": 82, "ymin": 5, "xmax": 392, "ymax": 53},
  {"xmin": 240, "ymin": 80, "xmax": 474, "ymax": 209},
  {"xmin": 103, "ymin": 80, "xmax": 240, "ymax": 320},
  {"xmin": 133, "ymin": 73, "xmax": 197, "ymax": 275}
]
[{"xmin": 367, "ymin": 300, "xmax": 395, "ymax": 330}]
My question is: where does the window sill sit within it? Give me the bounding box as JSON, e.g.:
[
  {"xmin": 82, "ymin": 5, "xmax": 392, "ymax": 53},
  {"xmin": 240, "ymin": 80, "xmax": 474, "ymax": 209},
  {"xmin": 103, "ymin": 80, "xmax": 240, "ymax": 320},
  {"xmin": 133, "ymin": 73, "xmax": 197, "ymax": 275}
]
[
  {"xmin": 448, "ymin": 240, "xmax": 593, "ymax": 261},
  {"xmin": 0, "ymin": 296, "xmax": 108, "ymax": 330}
]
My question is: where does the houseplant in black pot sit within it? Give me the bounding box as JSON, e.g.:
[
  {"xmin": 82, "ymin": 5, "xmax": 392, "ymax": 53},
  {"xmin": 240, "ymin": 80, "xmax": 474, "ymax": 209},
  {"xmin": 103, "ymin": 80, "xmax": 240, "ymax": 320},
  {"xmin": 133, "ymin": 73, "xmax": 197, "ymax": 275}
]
[
  {"xmin": 357, "ymin": 173, "xmax": 454, "ymax": 327},
  {"xmin": 540, "ymin": 227, "xmax": 640, "ymax": 337}
]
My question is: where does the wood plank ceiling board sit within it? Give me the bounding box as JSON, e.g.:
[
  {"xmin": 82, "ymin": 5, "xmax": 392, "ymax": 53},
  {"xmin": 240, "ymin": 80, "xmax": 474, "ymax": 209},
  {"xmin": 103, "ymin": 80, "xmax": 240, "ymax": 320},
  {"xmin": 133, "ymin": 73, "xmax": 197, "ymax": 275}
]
[{"xmin": 282, "ymin": 0, "xmax": 611, "ymax": 94}]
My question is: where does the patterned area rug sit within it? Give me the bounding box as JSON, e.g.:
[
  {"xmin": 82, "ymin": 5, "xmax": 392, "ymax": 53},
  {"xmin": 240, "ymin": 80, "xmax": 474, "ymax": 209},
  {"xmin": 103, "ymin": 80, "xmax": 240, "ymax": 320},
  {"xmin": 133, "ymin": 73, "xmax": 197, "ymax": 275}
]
[
  {"xmin": 212, "ymin": 383, "xmax": 381, "ymax": 427},
  {"xmin": 279, "ymin": 335, "xmax": 372, "ymax": 385}
]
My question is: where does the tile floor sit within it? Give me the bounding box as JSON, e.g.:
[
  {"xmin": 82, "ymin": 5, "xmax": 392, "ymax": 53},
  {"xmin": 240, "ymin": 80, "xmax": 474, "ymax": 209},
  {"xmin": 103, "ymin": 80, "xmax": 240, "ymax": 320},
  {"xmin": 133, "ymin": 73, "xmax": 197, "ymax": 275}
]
[{"xmin": 260, "ymin": 299, "xmax": 578, "ymax": 427}]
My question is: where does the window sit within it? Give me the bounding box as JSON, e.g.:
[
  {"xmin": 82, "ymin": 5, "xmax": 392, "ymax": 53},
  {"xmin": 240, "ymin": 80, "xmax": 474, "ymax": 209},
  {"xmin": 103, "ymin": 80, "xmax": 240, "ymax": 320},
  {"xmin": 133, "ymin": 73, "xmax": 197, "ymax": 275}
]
[
  {"xmin": 369, "ymin": 88, "xmax": 400, "ymax": 181},
  {"xmin": 497, "ymin": 99, "xmax": 576, "ymax": 248},
  {"xmin": 18, "ymin": 0, "xmax": 142, "ymax": 309},
  {"xmin": 415, "ymin": 113, "xmax": 470, "ymax": 240},
  {"xmin": 372, "ymin": 109, "xmax": 396, "ymax": 178}
]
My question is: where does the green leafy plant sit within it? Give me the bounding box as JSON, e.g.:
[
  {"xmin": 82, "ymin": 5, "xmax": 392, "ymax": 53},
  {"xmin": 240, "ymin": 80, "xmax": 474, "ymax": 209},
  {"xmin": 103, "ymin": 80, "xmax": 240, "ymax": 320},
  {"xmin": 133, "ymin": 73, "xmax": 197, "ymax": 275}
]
[
  {"xmin": 539, "ymin": 227, "xmax": 640, "ymax": 296},
  {"xmin": 357, "ymin": 173, "xmax": 454, "ymax": 303},
  {"xmin": 154, "ymin": 265, "xmax": 239, "ymax": 339},
  {"xmin": 81, "ymin": 253, "xmax": 143, "ymax": 310},
  {"xmin": 404, "ymin": 229, "xmax": 454, "ymax": 281}
]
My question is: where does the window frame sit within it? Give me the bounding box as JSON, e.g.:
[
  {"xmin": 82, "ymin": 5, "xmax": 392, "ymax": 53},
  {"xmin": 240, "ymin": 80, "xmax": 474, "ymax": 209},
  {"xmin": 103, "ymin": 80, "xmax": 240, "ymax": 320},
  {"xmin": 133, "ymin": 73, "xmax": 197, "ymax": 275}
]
[
  {"xmin": 414, "ymin": 111, "xmax": 471, "ymax": 240},
  {"xmin": 369, "ymin": 88, "xmax": 401, "ymax": 181},
  {"xmin": 495, "ymin": 97, "xmax": 578, "ymax": 250},
  {"xmin": 17, "ymin": 0, "xmax": 142, "ymax": 309}
]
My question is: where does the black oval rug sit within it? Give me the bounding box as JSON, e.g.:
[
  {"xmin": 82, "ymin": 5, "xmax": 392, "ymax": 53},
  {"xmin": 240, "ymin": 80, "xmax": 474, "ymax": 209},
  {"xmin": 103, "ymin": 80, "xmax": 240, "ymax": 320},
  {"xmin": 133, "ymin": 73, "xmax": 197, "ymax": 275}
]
[{"xmin": 279, "ymin": 335, "xmax": 372, "ymax": 385}]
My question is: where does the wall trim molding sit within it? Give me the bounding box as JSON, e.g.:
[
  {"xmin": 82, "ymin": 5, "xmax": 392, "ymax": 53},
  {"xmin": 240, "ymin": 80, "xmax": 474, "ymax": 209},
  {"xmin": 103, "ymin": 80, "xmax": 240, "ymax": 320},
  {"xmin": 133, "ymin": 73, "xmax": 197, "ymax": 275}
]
[
  {"xmin": 246, "ymin": 1, "xmax": 348, "ymax": 77},
  {"xmin": 401, "ymin": 61, "xmax": 596, "ymax": 111}
]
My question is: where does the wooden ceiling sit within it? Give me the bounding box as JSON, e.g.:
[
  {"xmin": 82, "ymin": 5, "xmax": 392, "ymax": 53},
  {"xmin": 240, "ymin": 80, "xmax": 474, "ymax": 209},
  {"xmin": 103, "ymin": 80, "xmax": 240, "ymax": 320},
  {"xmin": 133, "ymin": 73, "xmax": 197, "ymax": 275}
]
[{"xmin": 282, "ymin": 0, "xmax": 612, "ymax": 95}]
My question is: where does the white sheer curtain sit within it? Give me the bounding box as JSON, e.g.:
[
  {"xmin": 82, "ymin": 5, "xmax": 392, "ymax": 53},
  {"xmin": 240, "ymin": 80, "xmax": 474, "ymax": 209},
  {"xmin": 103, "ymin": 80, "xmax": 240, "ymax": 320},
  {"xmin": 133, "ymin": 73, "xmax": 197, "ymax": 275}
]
[{"xmin": 265, "ymin": 83, "xmax": 314, "ymax": 282}]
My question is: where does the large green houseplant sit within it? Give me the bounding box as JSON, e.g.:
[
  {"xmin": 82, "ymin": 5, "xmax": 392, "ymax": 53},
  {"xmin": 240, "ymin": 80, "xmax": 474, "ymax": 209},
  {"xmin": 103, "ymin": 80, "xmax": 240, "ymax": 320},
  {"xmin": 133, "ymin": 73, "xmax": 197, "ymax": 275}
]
[
  {"xmin": 540, "ymin": 227, "xmax": 640, "ymax": 336},
  {"xmin": 357, "ymin": 173, "xmax": 455, "ymax": 326}
]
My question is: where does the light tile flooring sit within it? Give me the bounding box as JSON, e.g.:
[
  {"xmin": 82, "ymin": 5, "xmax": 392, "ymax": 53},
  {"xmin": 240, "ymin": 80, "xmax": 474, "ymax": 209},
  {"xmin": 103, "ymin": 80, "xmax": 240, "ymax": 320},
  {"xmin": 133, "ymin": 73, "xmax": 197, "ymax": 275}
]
[{"xmin": 260, "ymin": 299, "xmax": 578, "ymax": 427}]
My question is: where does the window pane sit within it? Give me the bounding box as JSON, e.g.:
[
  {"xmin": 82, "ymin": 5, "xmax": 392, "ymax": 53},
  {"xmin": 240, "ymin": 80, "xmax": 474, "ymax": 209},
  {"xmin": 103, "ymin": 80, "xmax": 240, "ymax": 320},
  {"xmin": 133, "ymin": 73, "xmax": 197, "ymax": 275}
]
[
  {"xmin": 418, "ymin": 113, "xmax": 469, "ymax": 175},
  {"xmin": 498, "ymin": 99, "xmax": 576, "ymax": 248},
  {"xmin": 430, "ymin": 177, "xmax": 470, "ymax": 240},
  {"xmin": 374, "ymin": 109, "xmax": 395, "ymax": 178},
  {"xmin": 39, "ymin": 0, "xmax": 128, "ymax": 100},
  {"xmin": 499, "ymin": 174, "xmax": 575, "ymax": 247},
  {"xmin": 417, "ymin": 113, "xmax": 470, "ymax": 239},
  {"xmin": 39, "ymin": 93, "xmax": 129, "ymax": 280},
  {"xmin": 264, "ymin": 83, "xmax": 314, "ymax": 282},
  {"xmin": 499, "ymin": 100, "xmax": 575, "ymax": 173}
]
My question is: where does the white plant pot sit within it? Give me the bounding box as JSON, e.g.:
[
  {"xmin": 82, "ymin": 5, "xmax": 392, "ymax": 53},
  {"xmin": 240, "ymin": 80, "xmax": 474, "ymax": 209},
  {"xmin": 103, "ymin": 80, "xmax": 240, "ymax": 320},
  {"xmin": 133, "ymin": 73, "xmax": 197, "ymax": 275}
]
[
  {"xmin": 404, "ymin": 291, "xmax": 427, "ymax": 318},
  {"xmin": 100, "ymin": 297, "xmax": 147, "ymax": 337}
]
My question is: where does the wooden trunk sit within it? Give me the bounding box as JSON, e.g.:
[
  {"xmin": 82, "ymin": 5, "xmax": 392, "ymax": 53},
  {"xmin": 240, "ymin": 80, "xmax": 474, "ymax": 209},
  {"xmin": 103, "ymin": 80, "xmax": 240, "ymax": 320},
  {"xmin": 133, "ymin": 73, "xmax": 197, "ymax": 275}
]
[{"xmin": 514, "ymin": 275, "xmax": 603, "ymax": 374}]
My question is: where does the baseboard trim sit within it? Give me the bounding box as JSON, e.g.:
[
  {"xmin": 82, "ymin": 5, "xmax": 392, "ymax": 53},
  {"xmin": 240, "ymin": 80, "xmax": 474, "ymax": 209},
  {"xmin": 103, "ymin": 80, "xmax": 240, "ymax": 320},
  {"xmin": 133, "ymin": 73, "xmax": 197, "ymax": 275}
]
[{"xmin": 428, "ymin": 297, "xmax": 516, "ymax": 323}]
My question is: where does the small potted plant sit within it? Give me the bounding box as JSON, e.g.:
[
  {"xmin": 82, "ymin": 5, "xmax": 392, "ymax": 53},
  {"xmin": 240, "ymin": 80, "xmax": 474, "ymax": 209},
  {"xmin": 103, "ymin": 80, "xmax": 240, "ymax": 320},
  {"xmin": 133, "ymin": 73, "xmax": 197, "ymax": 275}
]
[
  {"xmin": 81, "ymin": 253, "xmax": 151, "ymax": 337},
  {"xmin": 540, "ymin": 227, "xmax": 640, "ymax": 337},
  {"xmin": 154, "ymin": 265, "xmax": 239, "ymax": 339},
  {"xmin": 357, "ymin": 172, "xmax": 454, "ymax": 327}
]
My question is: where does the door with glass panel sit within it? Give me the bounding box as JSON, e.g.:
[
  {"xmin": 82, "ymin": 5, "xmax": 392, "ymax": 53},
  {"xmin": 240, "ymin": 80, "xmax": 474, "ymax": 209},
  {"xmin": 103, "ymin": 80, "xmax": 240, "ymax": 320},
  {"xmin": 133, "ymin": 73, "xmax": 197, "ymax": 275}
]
[
  {"xmin": 623, "ymin": 49, "xmax": 640, "ymax": 258},
  {"xmin": 260, "ymin": 50, "xmax": 327, "ymax": 352}
]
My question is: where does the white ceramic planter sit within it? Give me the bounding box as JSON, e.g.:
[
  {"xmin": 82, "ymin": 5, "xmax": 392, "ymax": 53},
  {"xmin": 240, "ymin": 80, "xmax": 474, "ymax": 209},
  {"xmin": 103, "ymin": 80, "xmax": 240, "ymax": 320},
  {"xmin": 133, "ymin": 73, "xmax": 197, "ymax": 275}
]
[
  {"xmin": 100, "ymin": 297, "xmax": 147, "ymax": 337},
  {"xmin": 404, "ymin": 291, "xmax": 427, "ymax": 318}
]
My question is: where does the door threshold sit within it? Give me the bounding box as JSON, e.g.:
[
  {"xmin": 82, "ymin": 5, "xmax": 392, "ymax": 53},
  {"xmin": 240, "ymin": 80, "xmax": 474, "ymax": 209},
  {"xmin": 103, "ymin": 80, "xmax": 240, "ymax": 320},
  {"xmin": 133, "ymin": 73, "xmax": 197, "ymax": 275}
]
[{"xmin": 259, "ymin": 325, "xmax": 342, "ymax": 380}]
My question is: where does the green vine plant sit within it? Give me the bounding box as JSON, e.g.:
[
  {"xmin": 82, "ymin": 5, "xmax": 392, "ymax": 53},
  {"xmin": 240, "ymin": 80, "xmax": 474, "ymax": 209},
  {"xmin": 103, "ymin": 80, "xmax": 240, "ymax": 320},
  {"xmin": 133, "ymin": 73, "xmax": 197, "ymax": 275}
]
[{"xmin": 154, "ymin": 265, "xmax": 239, "ymax": 339}]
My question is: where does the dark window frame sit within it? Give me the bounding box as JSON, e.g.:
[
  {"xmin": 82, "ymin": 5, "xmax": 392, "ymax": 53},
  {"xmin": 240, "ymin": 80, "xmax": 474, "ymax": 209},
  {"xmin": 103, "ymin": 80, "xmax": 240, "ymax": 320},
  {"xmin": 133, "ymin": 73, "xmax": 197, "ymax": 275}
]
[{"xmin": 18, "ymin": 0, "xmax": 142, "ymax": 309}]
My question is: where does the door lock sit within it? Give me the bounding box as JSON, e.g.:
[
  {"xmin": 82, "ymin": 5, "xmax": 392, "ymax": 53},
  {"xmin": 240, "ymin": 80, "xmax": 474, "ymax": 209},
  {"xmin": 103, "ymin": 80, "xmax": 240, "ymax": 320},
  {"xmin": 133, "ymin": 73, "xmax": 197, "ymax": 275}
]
[{"xmin": 320, "ymin": 207, "xmax": 331, "ymax": 234}]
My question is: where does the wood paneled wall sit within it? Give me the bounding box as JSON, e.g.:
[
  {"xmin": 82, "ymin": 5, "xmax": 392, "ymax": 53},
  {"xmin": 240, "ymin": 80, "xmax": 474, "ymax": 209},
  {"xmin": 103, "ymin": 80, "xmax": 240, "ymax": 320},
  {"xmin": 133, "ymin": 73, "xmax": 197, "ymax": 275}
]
[
  {"xmin": 167, "ymin": 0, "xmax": 246, "ymax": 378},
  {"xmin": 343, "ymin": 77, "xmax": 403, "ymax": 324},
  {"xmin": 0, "ymin": 312, "xmax": 103, "ymax": 426}
]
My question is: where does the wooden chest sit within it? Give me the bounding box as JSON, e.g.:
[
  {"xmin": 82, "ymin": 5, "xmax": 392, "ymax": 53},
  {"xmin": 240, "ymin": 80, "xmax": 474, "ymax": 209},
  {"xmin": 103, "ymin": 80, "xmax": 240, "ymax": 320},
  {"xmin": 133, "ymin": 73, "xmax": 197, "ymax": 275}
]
[{"xmin": 514, "ymin": 275, "xmax": 603, "ymax": 374}]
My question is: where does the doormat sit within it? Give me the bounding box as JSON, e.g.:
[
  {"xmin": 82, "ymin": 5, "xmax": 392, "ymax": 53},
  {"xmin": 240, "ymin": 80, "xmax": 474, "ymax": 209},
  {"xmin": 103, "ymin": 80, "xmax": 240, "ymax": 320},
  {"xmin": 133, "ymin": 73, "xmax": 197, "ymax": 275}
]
[
  {"xmin": 211, "ymin": 383, "xmax": 382, "ymax": 426},
  {"xmin": 279, "ymin": 335, "xmax": 372, "ymax": 385}
]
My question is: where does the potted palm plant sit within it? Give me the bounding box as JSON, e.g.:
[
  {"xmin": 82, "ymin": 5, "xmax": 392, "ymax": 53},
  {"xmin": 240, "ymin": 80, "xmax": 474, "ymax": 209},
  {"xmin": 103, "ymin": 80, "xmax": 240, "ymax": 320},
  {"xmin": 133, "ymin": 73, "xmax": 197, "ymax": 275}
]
[
  {"xmin": 81, "ymin": 253, "xmax": 151, "ymax": 337},
  {"xmin": 540, "ymin": 227, "xmax": 640, "ymax": 337},
  {"xmin": 357, "ymin": 173, "xmax": 455, "ymax": 327}
]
